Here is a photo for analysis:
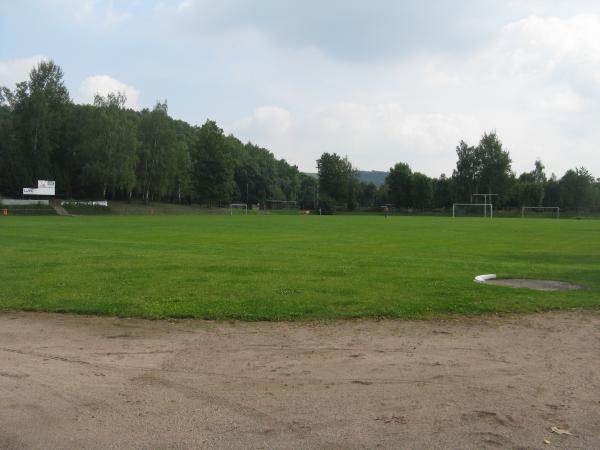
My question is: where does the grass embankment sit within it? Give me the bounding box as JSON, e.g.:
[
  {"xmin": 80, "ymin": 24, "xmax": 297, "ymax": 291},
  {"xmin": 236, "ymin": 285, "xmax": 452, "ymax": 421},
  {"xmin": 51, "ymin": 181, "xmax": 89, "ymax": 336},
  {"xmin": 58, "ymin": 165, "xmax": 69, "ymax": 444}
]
[{"xmin": 1, "ymin": 215, "xmax": 598, "ymax": 320}]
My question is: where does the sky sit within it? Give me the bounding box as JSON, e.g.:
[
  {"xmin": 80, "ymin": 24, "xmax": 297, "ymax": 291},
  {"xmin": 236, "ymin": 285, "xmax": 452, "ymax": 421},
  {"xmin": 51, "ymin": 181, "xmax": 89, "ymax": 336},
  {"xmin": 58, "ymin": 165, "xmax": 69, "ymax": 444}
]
[{"xmin": 1, "ymin": 0, "xmax": 600, "ymax": 177}]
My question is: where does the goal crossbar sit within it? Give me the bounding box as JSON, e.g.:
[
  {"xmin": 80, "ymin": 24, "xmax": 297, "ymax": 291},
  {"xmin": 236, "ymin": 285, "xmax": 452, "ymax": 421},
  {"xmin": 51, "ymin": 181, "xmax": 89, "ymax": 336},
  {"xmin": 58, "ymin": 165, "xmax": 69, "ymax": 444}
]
[
  {"xmin": 452, "ymin": 203, "xmax": 493, "ymax": 218},
  {"xmin": 521, "ymin": 206, "xmax": 560, "ymax": 218}
]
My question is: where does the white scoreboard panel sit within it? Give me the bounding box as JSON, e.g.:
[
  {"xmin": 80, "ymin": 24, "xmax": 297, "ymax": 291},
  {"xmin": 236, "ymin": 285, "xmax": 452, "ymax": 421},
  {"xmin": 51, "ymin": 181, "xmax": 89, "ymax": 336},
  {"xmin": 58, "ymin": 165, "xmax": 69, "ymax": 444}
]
[{"xmin": 23, "ymin": 180, "xmax": 56, "ymax": 196}]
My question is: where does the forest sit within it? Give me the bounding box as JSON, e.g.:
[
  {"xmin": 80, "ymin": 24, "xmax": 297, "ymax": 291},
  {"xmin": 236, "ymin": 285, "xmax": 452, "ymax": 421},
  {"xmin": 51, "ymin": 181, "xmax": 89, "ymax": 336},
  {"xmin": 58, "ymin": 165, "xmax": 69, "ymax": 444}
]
[
  {"xmin": 0, "ymin": 61, "xmax": 305, "ymax": 207},
  {"xmin": 1, "ymin": 61, "xmax": 598, "ymax": 212}
]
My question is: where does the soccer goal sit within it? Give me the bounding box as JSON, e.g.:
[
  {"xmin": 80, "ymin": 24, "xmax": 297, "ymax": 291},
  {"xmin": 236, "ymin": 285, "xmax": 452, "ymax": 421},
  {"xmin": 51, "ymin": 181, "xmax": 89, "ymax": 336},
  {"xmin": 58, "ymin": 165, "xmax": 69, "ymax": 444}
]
[
  {"xmin": 230, "ymin": 203, "xmax": 248, "ymax": 215},
  {"xmin": 521, "ymin": 206, "xmax": 560, "ymax": 219},
  {"xmin": 452, "ymin": 203, "xmax": 493, "ymax": 218}
]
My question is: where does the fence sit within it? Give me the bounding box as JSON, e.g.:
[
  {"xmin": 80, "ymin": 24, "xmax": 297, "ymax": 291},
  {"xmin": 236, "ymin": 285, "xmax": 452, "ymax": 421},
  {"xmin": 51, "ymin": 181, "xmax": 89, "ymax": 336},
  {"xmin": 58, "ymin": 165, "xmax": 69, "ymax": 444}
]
[
  {"xmin": 0, "ymin": 198, "xmax": 50, "ymax": 206},
  {"xmin": 1, "ymin": 206, "xmax": 57, "ymax": 216}
]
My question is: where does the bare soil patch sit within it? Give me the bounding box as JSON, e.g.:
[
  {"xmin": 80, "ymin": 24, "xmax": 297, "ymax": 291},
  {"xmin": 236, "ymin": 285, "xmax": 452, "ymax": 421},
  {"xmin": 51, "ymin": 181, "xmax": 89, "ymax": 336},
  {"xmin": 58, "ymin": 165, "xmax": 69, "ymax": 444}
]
[
  {"xmin": 486, "ymin": 278, "xmax": 583, "ymax": 291},
  {"xmin": 1, "ymin": 311, "xmax": 599, "ymax": 449}
]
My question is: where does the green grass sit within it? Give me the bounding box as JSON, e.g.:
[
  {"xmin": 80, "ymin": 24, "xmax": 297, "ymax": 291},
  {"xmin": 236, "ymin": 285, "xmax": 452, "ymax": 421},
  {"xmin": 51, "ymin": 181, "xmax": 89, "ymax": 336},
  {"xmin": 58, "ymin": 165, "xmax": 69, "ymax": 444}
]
[{"xmin": 1, "ymin": 215, "xmax": 599, "ymax": 320}]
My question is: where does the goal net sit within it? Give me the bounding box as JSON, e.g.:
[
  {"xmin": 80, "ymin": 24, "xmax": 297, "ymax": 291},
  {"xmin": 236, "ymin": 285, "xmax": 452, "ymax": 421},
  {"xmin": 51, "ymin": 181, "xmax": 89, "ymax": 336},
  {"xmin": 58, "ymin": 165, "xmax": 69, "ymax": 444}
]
[
  {"xmin": 521, "ymin": 206, "xmax": 560, "ymax": 219},
  {"xmin": 452, "ymin": 203, "xmax": 493, "ymax": 218},
  {"xmin": 230, "ymin": 203, "xmax": 248, "ymax": 215}
]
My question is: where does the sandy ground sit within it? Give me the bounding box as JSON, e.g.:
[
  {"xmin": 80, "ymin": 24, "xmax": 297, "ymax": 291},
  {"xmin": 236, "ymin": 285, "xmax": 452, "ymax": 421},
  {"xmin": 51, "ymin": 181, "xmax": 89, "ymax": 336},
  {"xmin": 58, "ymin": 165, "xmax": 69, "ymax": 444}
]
[
  {"xmin": 1, "ymin": 311, "xmax": 599, "ymax": 450},
  {"xmin": 485, "ymin": 279, "xmax": 582, "ymax": 291}
]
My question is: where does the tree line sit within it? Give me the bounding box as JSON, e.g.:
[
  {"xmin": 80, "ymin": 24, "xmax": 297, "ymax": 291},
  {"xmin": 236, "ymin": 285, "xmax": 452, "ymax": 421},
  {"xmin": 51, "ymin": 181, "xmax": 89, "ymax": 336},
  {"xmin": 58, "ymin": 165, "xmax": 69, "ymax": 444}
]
[
  {"xmin": 1, "ymin": 61, "xmax": 598, "ymax": 212},
  {"xmin": 0, "ymin": 61, "xmax": 308, "ymax": 206},
  {"xmin": 317, "ymin": 133, "xmax": 600, "ymax": 212}
]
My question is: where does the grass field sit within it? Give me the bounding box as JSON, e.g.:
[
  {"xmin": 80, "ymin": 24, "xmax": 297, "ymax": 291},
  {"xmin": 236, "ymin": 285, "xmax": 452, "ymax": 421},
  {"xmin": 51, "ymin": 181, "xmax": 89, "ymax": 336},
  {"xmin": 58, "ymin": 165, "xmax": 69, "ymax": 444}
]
[{"xmin": 1, "ymin": 215, "xmax": 599, "ymax": 320}]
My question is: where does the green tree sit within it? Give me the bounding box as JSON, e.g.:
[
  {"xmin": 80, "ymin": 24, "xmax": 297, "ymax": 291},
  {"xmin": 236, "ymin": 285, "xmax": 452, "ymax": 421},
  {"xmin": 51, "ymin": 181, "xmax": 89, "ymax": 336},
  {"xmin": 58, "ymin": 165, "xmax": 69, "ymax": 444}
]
[
  {"xmin": 0, "ymin": 104, "xmax": 21, "ymax": 196},
  {"xmin": 375, "ymin": 184, "xmax": 391, "ymax": 206},
  {"xmin": 515, "ymin": 160, "xmax": 546, "ymax": 207},
  {"xmin": 168, "ymin": 119, "xmax": 195, "ymax": 203},
  {"xmin": 386, "ymin": 162, "xmax": 412, "ymax": 208},
  {"xmin": 432, "ymin": 174, "xmax": 452, "ymax": 208},
  {"xmin": 317, "ymin": 153, "xmax": 357, "ymax": 210},
  {"xmin": 298, "ymin": 174, "xmax": 318, "ymax": 209},
  {"xmin": 171, "ymin": 139, "xmax": 192, "ymax": 203},
  {"xmin": 452, "ymin": 132, "xmax": 512, "ymax": 204},
  {"xmin": 452, "ymin": 141, "xmax": 478, "ymax": 201},
  {"xmin": 476, "ymin": 131, "xmax": 512, "ymax": 201},
  {"xmin": 543, "ymin": 174, "xmax": 560, "ymax": 207},
  {"xmin": 411, "ymin": 172, "xmax": 433, "ymax": 210},
  {"xmin": 2, "ymin": 60, "xmax": 71, "ymax": 192},
  {"xmin": 356, "ymin": 181, "xmax": 377, "ymax": 207},
  {"xmin": 592, "ymin": 179, "xmax": 600, "ymax": 208},
  {"xmin": 137, "ymin": 101, "xmax": 177, "ymax": 203},
  {"xmin": 192, "ymin": 120, "xmax": 234, "ymax": 206},
  {"xmin": 559, "ymin": 167, "xmax": 594, "ymax": 210},
  {"xmin": 78, "ymin": 93, "xmax": 138, "ymax": 199}
]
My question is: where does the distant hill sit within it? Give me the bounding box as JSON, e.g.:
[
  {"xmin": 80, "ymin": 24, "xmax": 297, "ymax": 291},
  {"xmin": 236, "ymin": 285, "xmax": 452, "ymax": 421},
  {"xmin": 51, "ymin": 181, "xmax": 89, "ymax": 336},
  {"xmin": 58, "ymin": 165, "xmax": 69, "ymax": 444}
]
[
  {"xmin": 356, "ymin": 170, "xmax": 388, "ymax": 187},
  {"xmin": 303, "ymin": 170, "xmax": 388, "ymax": 187}
]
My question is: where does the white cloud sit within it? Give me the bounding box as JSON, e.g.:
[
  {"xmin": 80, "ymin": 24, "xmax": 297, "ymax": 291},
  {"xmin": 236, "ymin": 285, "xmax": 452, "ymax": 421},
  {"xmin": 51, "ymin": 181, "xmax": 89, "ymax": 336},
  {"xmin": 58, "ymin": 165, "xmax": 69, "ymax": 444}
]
[
  {"xmin": 236, "ymin": 106, "xmax": 293, "ymax": 136},
  {"xmin": 176, "ymin": 0, "xmax": 192, "ymax": 13},
  {"xmin": 74, "ymin": 0, "xmax": 95, "ymax": 22},
  {"xmin": 0, "ymin": 55, "xmax": 48, "ymax": 88},
  {"xmin": 78, "ymin": 75, "xmax": 140, "ymax": 109},
  {"xmin": 232, "ymin": 101, "xmax": 480, "ymax": 175},
  {"xmin": 499, "ymin": 14, "xmax": 600, "ymax": 75},
  {"xmin": 303, "ymin": 103, "xmax": 481, "ymax": 174},
  {"xmin": 44, "ymin": 0, "xmax": 131, "ymax": 27},
  {"xmin": 224, "ymin": 14, "xmax": 600, "ymax": 175},
  {"xmin": 539, "ymin": 88, "xmax": 583, "ymax": 111}
]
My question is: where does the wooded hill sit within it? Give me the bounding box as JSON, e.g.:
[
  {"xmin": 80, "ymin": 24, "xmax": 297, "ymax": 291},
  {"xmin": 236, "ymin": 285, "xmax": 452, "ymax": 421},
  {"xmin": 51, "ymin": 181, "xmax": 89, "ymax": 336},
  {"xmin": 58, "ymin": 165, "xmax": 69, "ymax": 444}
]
[{"xmin": 0, "ymin": 61, "xmax": 312, "ymax": 206}]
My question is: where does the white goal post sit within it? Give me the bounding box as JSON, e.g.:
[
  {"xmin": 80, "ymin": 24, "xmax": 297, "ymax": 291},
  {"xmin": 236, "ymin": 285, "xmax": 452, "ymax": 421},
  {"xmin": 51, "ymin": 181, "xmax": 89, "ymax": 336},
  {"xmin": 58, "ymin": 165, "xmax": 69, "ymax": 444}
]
[
  {"xmin": 230, "ymin": 203, "xmax": 248, "ymax": 215},
  {"xmin": 452, "ymin": 203, "xmax": 493, "ymax": 218},
  {"xmin": 521, "ymin": 206, "xmax": 560, "ymax": 218}
]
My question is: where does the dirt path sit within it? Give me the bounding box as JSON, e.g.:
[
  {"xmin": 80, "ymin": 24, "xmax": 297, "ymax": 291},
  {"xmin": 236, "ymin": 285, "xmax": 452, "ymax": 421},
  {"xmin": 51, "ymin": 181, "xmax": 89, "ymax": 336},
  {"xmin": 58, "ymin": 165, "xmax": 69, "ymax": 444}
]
[
  {"xmin": 1, "ymin": 311, "xmax": 599, "ymax": 449},
  {"xmin": 49, "ymin": 199, "xmax": 69, "ymax": 216}
]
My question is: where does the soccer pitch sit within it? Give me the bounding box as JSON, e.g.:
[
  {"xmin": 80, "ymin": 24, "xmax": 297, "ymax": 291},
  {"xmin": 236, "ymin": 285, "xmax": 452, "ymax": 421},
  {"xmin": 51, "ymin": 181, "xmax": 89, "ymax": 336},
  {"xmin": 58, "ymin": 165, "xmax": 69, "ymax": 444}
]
[{"xmin": 1, "ymin": 215, "xmax": 599, "ymax": 320}]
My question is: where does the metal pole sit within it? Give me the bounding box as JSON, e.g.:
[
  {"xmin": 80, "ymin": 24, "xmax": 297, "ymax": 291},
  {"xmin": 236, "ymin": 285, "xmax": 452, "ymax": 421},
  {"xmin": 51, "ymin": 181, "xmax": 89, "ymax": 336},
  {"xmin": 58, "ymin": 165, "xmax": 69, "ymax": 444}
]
[
  {"xmin": 483, "ymin": 194, "xmax": 486, "ymax": 217},
  {"xmin": 485, "ymin": 194, "xmax": 489, "ymax": 218}
]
